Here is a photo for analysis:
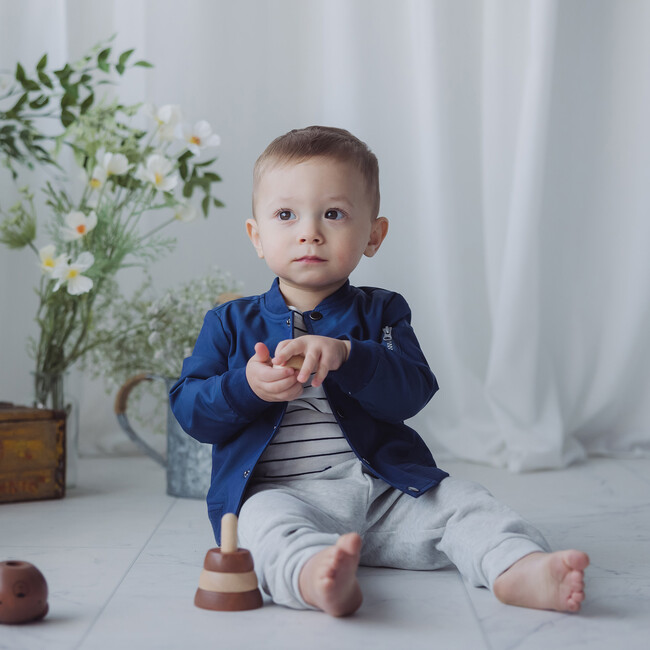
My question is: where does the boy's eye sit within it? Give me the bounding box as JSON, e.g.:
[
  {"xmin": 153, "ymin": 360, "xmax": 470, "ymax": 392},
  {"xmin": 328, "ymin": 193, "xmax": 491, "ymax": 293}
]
[
  {"xmin": 325, "ymin": 209, "xmax": 344, "ymax": 220},
  {"xmin": 277, "ymin": 210, "xmax": 296, "ymax": 221}
]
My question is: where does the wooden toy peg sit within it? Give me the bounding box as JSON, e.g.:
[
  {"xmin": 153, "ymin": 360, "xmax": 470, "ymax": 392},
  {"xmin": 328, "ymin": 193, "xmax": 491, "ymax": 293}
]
[
  {"xmin": 221, "ymin": 513, "xmax": 238, "ymax": 553},
  {"xmin": 194, "ymin": 514, "xmax": 263, "ymax": 612},
  {"xmin": 272, "ymin": 355, "xmax": 305, "ymax": 371}
]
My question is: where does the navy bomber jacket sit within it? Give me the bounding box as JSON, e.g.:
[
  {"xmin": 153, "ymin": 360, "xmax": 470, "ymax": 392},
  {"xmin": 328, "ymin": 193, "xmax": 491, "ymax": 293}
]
[{"xmin": 169, "ymin": 278, "xmax": 449, "ymax": 543}]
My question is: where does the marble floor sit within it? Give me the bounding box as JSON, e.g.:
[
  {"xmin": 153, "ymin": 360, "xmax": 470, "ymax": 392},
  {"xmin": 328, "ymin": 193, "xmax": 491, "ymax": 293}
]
[{"xmin": 1, "ymin": 455, "xmax": 649, "ymax": 650}]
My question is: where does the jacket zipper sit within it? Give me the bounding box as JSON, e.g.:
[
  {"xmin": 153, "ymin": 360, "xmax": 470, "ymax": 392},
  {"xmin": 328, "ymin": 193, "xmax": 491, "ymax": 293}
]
[{"xmin": 382, "ymin": 326, "xmax": 394, "ymax": 350}]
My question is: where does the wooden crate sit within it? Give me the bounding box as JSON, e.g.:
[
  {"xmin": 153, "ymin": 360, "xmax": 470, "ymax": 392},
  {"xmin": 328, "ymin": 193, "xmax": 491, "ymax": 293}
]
[{"xmin": 0, "ymin": 403, "xmax": 66, "ymax": 504}]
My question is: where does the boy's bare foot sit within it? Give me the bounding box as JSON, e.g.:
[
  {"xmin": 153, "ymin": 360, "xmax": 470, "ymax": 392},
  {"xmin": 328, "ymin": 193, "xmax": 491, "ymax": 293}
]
[
  {"xmin": 298, "ymin": 532, "xmax": 363, "ymax": 617},
  {"xmin": 493, "ymin": 550, "xmax": 590, "ymax": 612}
]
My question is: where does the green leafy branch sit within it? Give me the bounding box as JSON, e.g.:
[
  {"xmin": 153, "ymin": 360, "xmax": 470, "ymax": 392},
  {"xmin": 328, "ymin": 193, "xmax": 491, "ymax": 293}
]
[{"xmin": 1, "ymin": 36, "xmax": 151, "ymax": 177}]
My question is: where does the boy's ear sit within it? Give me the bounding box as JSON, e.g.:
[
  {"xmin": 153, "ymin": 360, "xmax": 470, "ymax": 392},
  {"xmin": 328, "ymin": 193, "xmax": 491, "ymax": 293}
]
[
  {"xmin": 364, "ymin": 216, "xmax": 389, "ymax": 258},
  {"xmin": 246, "ymin": 218, "xmax": 265, "ymax": 258}
]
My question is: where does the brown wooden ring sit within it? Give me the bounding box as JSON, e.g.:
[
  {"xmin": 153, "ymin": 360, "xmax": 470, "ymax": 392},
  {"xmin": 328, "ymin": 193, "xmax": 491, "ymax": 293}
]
[
  {"xmin": 194, "ymin": 588, "xmax": 263, "ymax": 611},
  {"xmin": 203, "ymin": 548, "xmax": 255, "ymax": 573}
]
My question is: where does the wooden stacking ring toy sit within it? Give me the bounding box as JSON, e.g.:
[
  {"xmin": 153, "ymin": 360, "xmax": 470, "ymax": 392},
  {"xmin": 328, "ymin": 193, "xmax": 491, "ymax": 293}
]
[{"xmin": 194, "ymin": 513, "xmax": 263, "ymax": 611}]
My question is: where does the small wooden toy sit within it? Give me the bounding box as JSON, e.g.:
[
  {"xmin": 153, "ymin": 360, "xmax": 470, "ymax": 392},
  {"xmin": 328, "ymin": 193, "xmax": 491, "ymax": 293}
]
[
  {"xmin": 194, "ymin": 513, "xmax": 263, "ymax": 611},
  {"xmin": 285, "ymin": 355, "xmax": 305, "ymax": 371},
  {"xmin": 0, "ymin": 560, "xmax": 49, "ymax": 624}
]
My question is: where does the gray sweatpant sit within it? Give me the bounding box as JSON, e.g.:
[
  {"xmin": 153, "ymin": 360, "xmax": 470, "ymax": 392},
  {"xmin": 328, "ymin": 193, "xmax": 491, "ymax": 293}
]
[{"xmin": 238, "ymin": 459, "xmax": 550, "ymax": 610}]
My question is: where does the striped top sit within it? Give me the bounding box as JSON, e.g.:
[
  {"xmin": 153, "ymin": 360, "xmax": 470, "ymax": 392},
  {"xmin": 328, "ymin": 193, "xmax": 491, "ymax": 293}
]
[{"xmin": 252, "ymin": 310, "xmax": 355, "ymax": 481}]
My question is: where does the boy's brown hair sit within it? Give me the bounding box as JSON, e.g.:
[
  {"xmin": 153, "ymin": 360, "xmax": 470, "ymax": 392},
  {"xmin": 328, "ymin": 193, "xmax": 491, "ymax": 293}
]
[{"xmin": 253, "ymin": 125, "xmax": 380, "ymax": 218}]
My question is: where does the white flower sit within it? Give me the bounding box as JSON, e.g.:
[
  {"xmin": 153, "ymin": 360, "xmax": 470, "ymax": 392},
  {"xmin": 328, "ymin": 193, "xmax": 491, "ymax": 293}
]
[
  {"xmin": 174, "ymin": 202, "xmax": 198, "ymax": 223},
  {"xmin": 136, "ymin": 155, "xmax": 179, "ymax": 192},
  {"xmin": 51, "ymin": 252, "xmax": 94, "ymax": 295},
  {"xmin": 176, "ymin": 120, "xmax": 220, "ymax": 156},
  {"xmin": 39, "ymin": 245, "xmax": 67, "ymax": 275},
  {"xmin": 102, "ymin": 152, "xmax": 129, "ymax": 176},
  {"xmin": 147, "ymin": 331, "xmax": 161, "ymax": 346},
  {"xmin": 89, "ymin": 165, "xmax": 107, "ymax": 190},
  {"xmin": 89, "ymin": 151, "xmax": 129, "ymax": 189},
  {"xmin": 62, "ymin": 211, "xmax": 98, "ymax": 241},
  {"xmin": 146, "ymin": 104, "xmax": 183, "ymax": 141}
]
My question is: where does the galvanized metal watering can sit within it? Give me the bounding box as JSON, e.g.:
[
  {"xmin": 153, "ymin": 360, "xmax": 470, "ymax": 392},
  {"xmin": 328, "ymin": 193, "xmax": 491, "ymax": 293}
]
[{"xmin": 114, "ymin": 374, "xmax": 211, "ymax": 499}]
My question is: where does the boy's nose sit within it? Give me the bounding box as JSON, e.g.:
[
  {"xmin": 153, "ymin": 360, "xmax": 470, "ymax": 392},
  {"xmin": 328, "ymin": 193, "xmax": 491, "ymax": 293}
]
[
  {"xmin": 299, "ymin": 232, "xmax": 322, "ymax": 244},
  {"xmin": 298, "ymin": 220, "xmax": 323, "ymax": 244}
]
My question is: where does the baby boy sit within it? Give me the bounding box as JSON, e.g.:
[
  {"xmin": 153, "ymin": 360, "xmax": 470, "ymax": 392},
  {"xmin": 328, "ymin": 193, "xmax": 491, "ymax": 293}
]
[{"xmin": 170, "ymin": 126, "xmax": 589, "ymax": 616}]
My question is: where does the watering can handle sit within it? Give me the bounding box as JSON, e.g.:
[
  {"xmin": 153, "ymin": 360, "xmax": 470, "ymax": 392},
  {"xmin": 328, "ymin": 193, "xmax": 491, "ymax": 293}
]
[{"xmin": 114, "ymin": 373, "xmax": 167, "ymax": 467}]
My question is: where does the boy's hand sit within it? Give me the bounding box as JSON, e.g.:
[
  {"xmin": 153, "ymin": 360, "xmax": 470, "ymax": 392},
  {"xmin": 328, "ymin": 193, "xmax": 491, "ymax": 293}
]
[
  {"xmin": 273, "ymin": 336, "xmax": 351, "ymax": 388},
  {"xmin": 246, "ymin": 342, "xmax": 304, "ymax": 402}
]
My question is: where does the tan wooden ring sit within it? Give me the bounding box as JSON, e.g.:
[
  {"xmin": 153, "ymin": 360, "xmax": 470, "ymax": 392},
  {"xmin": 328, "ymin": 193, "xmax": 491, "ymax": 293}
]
[{"xmin": 198, "ymin": 569, "xmax": 259, "ymax": 593}]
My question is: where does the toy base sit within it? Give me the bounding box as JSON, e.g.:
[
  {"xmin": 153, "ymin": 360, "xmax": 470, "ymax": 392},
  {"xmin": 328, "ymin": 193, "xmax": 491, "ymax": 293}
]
[{"xmin": 194, "ymin": 587, "xmax": 263, "ymax": 612}]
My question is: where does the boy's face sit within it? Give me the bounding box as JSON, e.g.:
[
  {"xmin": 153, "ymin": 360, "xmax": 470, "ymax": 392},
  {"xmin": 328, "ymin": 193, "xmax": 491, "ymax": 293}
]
[{"xmin": 247, "ymin": 156, "xmax": 388, "ymax": 310}]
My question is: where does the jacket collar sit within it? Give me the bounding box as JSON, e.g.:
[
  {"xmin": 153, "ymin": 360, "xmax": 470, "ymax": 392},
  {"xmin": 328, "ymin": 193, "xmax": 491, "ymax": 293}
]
[{"xmin": 262, "ymin": 277, "xmax": 355, "ymax": 315}]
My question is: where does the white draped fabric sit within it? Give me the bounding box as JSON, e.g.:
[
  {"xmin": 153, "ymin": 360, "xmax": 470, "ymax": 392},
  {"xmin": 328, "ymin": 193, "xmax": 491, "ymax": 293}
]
[{"xmin": 1, "ymin": 0, "xmax": 649, "ymax": 468}]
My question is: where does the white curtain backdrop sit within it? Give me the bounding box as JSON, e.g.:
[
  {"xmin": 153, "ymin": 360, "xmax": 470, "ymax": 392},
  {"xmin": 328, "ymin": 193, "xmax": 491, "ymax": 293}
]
[{"xmin": 1, "ymin": 0, "xmax": 649, "ymax": 469}]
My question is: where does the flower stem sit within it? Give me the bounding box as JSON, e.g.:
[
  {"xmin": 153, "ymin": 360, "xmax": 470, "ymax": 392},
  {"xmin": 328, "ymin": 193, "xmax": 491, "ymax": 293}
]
[{"xmin": 140, "ymin": 216, "xmax": 176, "ymax": 240}]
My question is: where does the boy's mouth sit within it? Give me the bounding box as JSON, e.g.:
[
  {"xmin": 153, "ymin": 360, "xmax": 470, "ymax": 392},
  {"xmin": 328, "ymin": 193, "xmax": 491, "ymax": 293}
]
[{"xmin": 295, "ymin": 256, "xmax": 326, "ymax": 263}]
